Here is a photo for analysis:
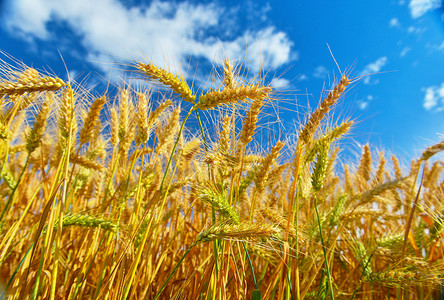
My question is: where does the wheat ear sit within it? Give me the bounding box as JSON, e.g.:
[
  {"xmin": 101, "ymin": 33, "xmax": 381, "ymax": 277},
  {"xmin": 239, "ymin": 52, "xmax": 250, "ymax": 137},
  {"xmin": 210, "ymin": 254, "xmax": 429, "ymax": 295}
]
[
  {"xmin": 69, "ymin": 153, "xmax": 103, "ymax": 171},
  {"xmin": 312, "ymin": 139, "xmax": 331, "ymax": 192},
  {"xmin": 196, "ymin": 85, "xmax": 271, "ymax": 111},
  {"xmin": 357, "ymin": 144, "xmax": 372, "ymax": 183},
  {"xmin": 196, "ymin": 221, "xmax": 279, "ymax": 243},
  {"xmin": 49, "ymin": 214, "xmax": 118, "ymax": 234},
  {"xmin": 223, "ymin": 60, "xmax": 235, "ymax": 88},
  {"xmin": 135, "ymin": 92, "xmax": 149, "ymax": 145},
  {"xmin": 137, "ymin": 62, "xmax": 196, "ymax": 104},
  {"xmin": 0, "ymin": 72, "xmax": 66, "ymax": 96},
  {"xmin": 421, "ymin": 140, "xmax": 444, "ymax": 161},
  {"xmin": 299, "ymin": 76, "xmax": 350, "ymax": 144},
  {"xmin": 79, "ymin": 95, "xmax": 106, "ymax": 145},
  {"xmin": 26, "ymin": 99, "xmax": 51, "ymax": 154}
]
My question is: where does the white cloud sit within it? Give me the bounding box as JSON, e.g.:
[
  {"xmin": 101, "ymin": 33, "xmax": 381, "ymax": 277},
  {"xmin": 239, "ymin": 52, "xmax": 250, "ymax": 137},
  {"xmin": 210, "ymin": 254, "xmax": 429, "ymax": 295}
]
[
  {"xmin": 422, "ymin": 83, "xmax": 444, "ymax": 111},
  {"xmin": 360, "ymin": 57, "xmax": 388, "ymax": 84},
  {"xmin": 4, "ymin": 0, "xmax": 294, "ymax": 76},
  {"xmin": 389, "ymin": 18, "xmax": 401, "ymax": 28},
  {"xmin": 313, "ymin": 65, "xmax": 329, "ymax": 79},
  {"xmin": 409, "ymin": 0, "xmax": 441, "ymax": 18}
]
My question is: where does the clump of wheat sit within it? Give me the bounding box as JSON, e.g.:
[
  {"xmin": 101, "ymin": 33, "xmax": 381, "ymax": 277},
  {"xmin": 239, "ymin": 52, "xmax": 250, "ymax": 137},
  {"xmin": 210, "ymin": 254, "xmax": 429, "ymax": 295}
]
[{"xmin": 0, "ymin": 54, "xmax": 442, "ymax": 300}]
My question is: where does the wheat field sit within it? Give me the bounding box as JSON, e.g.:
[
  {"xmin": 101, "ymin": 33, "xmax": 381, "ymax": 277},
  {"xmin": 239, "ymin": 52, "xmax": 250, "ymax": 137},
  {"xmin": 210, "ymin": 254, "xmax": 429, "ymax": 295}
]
[{"xmin": 0, "ymin": 55, "xmax": 442, "ymax": 299}]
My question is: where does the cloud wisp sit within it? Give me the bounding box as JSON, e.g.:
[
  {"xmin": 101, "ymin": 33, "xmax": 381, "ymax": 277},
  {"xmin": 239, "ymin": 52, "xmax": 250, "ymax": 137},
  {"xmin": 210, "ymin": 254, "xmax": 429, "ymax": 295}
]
[{"xmin": 360, "ymin": 57, "xmax": 388, "ymax": 85}]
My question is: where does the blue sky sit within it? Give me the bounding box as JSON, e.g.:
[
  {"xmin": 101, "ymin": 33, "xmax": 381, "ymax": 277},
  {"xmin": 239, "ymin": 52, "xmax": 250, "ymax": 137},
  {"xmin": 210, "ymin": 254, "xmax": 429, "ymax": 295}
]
[{"xmin": 0, "ymin": 0, "xmax": 443, "ymax": 161}]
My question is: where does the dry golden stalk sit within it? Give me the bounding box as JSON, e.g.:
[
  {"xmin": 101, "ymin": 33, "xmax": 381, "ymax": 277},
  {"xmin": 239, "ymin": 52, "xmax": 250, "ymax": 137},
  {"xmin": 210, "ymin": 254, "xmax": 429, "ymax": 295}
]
[
  {"xmin": 69, "ymin": 153, "xmax": 103, "ymax": 171},
  {"xmin": 0, "ymin": 73, "xmax": 66, "ymax": 96},
  {"xmin": 26, "ymin": 100, "xmax": 51, "ymax": 154},
  {"xmin": 196, "ymin": 85, "xmax": 271, "ymax": 111},
  {"xmin": 137, "ymin": 62, "xmax": 196, "ymax": 104},
  {"xmin": 421, "ymin": 140, "xmax": 444, "ymax": 161},
  {"xmin": 79, "ymin": 95, "xmax": 106, "ymax": 145},
  {"xmin": 299, "ymin": 76, "xmax": 350, "ymax": 145}
]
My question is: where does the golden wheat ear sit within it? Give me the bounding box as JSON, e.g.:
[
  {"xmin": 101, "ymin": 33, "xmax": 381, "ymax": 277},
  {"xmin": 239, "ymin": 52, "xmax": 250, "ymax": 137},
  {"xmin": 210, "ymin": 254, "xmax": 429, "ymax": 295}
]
[
  {"xmin": 0, "ymin": 68, "xmax": 66, "ymax": 97},
  {"xmin": 299, "ymin": 76, "xmax": 350, "ymax": 145},
  {"xmin": 137, "ymin": 62, "xmax": 196, "ymax": 104},
  {"xmin": 196, "ymin": 84, "xmax": 272, "ymax": 111},
  {"xmin": 421, "ymin": 140, "xmax": 444, "ymax": 161}
]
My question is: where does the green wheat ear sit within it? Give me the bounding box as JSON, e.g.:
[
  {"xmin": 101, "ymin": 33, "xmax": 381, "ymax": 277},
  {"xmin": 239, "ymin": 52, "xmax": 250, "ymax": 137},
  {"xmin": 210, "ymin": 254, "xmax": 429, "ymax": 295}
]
[{"xmin": 312, "ymin": 139, "xmax": 331, "ymax": 192}]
